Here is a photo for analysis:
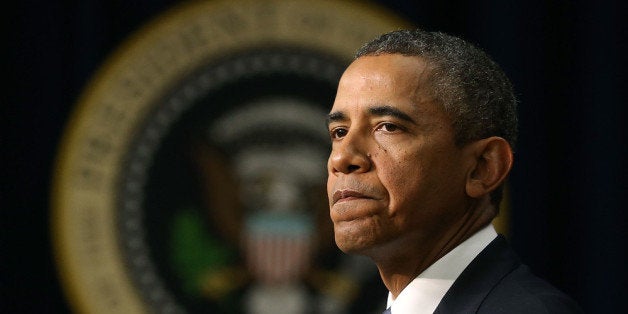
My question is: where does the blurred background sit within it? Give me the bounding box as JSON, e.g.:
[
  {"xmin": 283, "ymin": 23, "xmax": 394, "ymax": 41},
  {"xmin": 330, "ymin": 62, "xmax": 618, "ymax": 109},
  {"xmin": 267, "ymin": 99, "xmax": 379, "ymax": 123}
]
[{"xmin": 4, "ymin": 0, "xmax": 626, "ymax": 313}]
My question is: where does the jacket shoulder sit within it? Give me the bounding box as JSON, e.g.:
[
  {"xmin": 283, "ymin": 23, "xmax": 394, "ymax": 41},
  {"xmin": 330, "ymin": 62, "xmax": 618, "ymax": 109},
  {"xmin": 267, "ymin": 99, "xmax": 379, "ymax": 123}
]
[
  {"xmin": 436, "ymin": 235, "xmax": 583, "ymax": 314},
  {"xmin": 478, "ymin": 264, "xmax": 583, "ymax": 313}
]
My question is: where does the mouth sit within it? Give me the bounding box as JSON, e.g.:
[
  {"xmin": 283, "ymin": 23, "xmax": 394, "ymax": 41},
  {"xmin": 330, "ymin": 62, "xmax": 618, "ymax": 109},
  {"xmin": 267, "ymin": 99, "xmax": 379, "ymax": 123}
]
[{"xmin": 332, "ymin": 189, "xmax": 372, "ymax": 205}]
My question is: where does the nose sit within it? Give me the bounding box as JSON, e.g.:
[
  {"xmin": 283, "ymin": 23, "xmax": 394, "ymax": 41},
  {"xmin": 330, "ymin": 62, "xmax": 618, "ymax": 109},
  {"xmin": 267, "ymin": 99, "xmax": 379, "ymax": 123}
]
[{"xmin": 328, "ymin": 132, "xmax": 371, "ymax": 175}]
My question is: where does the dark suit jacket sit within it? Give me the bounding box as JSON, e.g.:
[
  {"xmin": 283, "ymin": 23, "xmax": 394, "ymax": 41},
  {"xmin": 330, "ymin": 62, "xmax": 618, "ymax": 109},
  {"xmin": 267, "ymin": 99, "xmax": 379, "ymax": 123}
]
[{"xmin": 434, "ymin": 235, "xmax": 584, "ymax": 313}]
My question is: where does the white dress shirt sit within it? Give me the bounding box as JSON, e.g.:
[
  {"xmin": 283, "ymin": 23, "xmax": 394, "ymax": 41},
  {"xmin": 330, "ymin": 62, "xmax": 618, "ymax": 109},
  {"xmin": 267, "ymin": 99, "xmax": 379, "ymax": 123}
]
[{"xmin": 385, "ymin": 224, "xmax": 498, "ymax": 314}]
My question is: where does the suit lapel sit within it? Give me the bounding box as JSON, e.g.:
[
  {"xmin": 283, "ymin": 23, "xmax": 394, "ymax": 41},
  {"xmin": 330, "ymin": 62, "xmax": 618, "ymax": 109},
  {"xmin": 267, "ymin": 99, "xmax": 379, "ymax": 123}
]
[{"xmin": 434, "ymin": 235, "xmax": 520, "ymax": 313}]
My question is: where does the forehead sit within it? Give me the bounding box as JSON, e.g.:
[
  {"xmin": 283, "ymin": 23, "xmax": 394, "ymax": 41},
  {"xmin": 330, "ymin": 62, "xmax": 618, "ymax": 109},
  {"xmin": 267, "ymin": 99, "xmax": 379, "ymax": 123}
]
[
  {"xmin": 342, "ymin": 54, "xmax": 430, "ymax": 86},
  {"xmin": 331, "ymin": 54, "xmax": 439, "ymax": 118}
]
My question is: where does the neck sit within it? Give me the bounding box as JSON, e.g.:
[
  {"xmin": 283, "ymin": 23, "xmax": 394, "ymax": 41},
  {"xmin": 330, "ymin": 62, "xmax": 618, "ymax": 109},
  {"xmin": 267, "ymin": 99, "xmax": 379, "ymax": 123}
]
[{"xmin": 373, "ymin": 197, "xmax": 495, "ymax": 298}]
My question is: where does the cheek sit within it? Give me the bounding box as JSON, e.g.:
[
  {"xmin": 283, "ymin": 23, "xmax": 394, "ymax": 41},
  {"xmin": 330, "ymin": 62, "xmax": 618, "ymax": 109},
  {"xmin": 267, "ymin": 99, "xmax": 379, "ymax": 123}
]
[
  {"xmin": 326, "ymin": 177, "xmax": 335, "ymax": 206},
  {"xmin": 386, "ymin": 173, "xmax": 422, "ymax": 215},
  {"xmin": 376, "ymin": 149, "xmax": 425, "ymax": 211}
]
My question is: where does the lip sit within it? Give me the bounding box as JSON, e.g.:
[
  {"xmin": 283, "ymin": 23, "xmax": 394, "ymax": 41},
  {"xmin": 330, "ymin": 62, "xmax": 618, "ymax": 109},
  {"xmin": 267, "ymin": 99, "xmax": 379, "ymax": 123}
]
[{"xmin": 332, "ymin": 189, "xmax": 372, "ymax": 205}]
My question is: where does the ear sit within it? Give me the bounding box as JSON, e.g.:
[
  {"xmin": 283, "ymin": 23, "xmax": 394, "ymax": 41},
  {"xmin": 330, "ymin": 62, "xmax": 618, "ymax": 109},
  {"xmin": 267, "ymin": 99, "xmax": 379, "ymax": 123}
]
[{"xmin": 465, "ymin": 137, "xmax": 513, "ymax": 198}]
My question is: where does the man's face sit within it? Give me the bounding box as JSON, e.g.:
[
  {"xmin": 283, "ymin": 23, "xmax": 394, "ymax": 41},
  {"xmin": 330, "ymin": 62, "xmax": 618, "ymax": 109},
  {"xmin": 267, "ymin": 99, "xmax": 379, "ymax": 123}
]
[{"xmin": 326, "ymin": 54, "xmax": 473, "ymax": 256}]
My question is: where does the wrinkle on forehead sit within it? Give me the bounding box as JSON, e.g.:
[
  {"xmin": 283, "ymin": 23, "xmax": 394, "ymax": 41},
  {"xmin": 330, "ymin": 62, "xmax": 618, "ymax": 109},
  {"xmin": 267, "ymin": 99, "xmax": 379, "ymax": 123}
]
[{"xmin": 345, "ymin": 54, "xmax": 435, "ymax": 106}]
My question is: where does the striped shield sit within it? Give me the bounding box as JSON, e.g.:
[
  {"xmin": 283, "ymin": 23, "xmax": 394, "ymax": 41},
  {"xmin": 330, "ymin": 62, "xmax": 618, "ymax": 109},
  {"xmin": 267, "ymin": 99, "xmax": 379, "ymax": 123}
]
[{"xmin": 244, "ymin": 212, "xmax": 314, "ymax": 284}]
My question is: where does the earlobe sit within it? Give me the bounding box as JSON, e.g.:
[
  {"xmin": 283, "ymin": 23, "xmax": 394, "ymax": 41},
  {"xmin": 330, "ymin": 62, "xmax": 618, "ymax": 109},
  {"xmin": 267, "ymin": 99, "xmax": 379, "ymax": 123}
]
[{"xmin": 466, "ymin": 137, "xmax": 513, "ymax": 198}]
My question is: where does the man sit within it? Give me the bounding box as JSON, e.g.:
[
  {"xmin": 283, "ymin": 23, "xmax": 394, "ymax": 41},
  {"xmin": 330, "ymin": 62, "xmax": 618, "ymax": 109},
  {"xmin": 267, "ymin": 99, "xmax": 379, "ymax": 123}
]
[{"xmin": 326, "ymin": 29, "xmax": 582, "ymax": 313}]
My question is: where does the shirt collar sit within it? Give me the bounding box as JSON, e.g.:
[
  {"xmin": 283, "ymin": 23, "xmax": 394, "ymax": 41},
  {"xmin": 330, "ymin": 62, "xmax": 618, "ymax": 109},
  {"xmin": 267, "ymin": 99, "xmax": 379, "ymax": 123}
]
[{"xmin": 386, "ymin": 224, "xmax": 498, "ymax": 313}]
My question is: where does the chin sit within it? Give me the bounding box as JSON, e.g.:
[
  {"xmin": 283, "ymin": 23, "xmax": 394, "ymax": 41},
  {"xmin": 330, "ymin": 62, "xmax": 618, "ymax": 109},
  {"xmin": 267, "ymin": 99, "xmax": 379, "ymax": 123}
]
[{"xmin": 334, "ymin": 233, "xmax": 375, "ymax": 255}]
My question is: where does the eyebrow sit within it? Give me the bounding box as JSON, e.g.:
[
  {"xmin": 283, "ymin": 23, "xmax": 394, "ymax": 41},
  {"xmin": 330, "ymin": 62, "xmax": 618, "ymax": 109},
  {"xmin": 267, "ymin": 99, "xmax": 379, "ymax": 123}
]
[
  {"xmin": 368, "ymin": 105, "xmax": 416, "ymax": 125},
  {"xmin": 326, "ymin": 105, "xmax": 417, "ymax": 128},
  {"xmin": 325, "ymin": 111, "xmax": 346, "ymax": 128}
]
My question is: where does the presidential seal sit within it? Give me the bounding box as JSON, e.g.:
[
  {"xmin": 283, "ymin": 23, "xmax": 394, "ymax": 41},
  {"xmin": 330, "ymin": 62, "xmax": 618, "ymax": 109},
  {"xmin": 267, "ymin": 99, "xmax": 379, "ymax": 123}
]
[{"xmin": 52, "ymin": 0, "xmax": 414, "ymax": 313}]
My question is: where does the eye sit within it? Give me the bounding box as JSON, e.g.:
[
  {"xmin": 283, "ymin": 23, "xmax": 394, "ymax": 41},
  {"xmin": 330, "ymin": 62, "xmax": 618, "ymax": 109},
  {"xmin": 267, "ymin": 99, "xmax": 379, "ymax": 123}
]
[
  {"xmin": 376, "ymin": 122, "xmax": 401, "ymax": 133},
  {"xmin": 330, "ymin": 127, "xmax": 348, "ymax": 139}
]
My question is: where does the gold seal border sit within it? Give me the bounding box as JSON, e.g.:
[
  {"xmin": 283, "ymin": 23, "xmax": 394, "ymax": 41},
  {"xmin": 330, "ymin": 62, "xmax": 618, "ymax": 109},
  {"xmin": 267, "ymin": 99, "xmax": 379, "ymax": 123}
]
[{"xmin": 51, "ymin": 0, "xmax": 411, "ymax": 313}]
